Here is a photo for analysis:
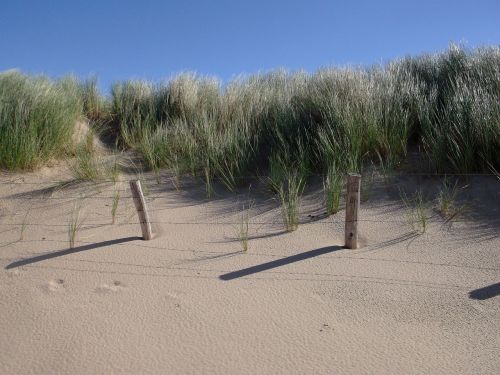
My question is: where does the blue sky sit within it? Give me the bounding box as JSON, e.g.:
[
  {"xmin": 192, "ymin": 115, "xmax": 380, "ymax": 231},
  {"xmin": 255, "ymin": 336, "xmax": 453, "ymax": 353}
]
[{"xmin": 1, "ymin": 0, "xmax": 499, "ymax": 91}]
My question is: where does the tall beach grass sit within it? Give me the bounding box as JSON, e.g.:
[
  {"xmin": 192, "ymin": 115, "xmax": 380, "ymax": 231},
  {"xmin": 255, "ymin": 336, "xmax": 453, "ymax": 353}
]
[
  {"xmin": 109, "ymin": 45, "xmax": 499, "ymax": 187},
  {"xmin": 0, "ymin": 71, "xmax": 82, "ymax": 169},
  {"xmin": 1, "ymin": 45, "xmax": 498, "ymax": 180}
]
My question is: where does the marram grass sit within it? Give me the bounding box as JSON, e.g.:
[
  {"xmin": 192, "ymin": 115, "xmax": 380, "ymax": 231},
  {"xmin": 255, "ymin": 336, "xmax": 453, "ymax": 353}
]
[
  {"xmin": 1, "ymin": 45, "xmax": 499, "ymax": 180},
  {"xmin": 109, "ymin": 45, "xmax": 499, "ymax": 187},
  {"xmin": 0, "ymin": 71, "xmax": 82, "ymax": 170}
]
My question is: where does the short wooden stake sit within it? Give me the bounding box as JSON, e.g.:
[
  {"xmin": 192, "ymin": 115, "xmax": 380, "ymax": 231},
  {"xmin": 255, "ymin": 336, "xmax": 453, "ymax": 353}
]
[
  {"xmin": 344, "ymin": 173, "xmax": 361, "ymax": 249},
  {"xmin": 129, "ymin": 180, "xmax": 153, "ymax": 240}
]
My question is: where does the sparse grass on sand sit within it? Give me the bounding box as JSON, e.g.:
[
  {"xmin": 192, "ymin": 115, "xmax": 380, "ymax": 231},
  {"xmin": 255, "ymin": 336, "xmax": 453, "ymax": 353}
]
[
  {"xmin": 111, "ymin": 190, "xmax": 121, "ymax": 224},
  {"xmin": 19, "ymin": 206, "xmax": 31, "ymax": 241},
  {"xmin": 399, "ymin": 188, "xmax": 429, "ymax": 234},
  {"xmin": 436, "ymin": 177, "xmax": 469, "ymax": 225},
  {"xmin": 238, "ymin": 202, "xmax": 251, "ymax": 252},
  {"xmin": 437, "ymin": 178, "xmax": 460, "ymax": 217},
  {"xmin": 268, "ymin": 146, "xmax": 307, "ymax": 232},
  {"xmin": 68, "ymin": 201, "xmax": 84, "ymax": 248},
  {"xmin": 1, "ymin": 46, "xmax": 499, "ymax": 209},
  {"xmin": 70, "ymin": 126, "xmax": 121, "ymax": 183},
  {"xmin": 70, "ymin": 145, "xmax": 119, "ymax": 183}
]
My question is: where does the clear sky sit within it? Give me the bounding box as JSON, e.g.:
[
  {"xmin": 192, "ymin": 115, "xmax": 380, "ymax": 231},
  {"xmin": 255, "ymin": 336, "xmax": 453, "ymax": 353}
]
[{"xmin": 1, "ymin": 0, "xmax": 499, "ymax": 91}]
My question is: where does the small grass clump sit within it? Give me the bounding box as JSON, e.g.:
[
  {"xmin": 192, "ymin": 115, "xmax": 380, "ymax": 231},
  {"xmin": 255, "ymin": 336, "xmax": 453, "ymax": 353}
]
[
  {"xmin": 268, "ymin": 140, "xmax": 308, "ymax": 232},
  {"xmin": 277, "ymin": 173, "xmax": 304, "ymax": 232},
  {"xmin": 19, "ymin": 206, "xmax": 31, "ymax": 241},
  {"xmin": 71, "ymin": 145, "xmax": 103, "ymax": 182},
  {"xmin": 269, "ymin": 158, "xmax": 306, "ymax": 232},
  {"xmin": 437, "ymin": 178, "xmax": 459, "ymax": 217},
  {"xmin": 237, "ymin": 201, "xmax": 252, "ymax": 252},
  {"xmin": 436, "ymin": 177, "xmax": 468, "ymax": 224},
  {"xmin": 399, "ymin": 188, "xmax": 429, "ymax": 234},
  {"xmin": 111, "ymin": 190, "xmax": 121, "ymax": 224},
  {"xmin": 68, "ymin": 201, "xmax": 84, "ymax": 248},
  {"xmin": 71, "ymin": 148, "xmax": 113, "ymax": 183}
]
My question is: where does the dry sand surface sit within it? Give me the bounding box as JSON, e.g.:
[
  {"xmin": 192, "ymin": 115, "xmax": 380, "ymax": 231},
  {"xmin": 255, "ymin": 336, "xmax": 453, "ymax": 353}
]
[{"xmin": 0, "ymin": 168, "xmax": 499, "ymax": 374}]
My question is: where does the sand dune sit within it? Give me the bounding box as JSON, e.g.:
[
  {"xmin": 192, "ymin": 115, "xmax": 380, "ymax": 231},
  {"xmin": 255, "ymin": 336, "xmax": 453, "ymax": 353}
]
[{"xmin": 0, "ymin": 170, "xmax": 498, "ymax": 374}]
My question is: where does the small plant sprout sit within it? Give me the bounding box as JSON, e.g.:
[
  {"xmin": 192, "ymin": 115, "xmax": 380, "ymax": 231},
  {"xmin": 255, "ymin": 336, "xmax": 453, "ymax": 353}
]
[
  {"xmin": 323, "ymin": 167, "xmax": 343, "ymax": 215},
  {"xmin": 399, "ymin": 188, "xmax": 429, "ymax": 234},
  {"xmin": 437, "ymin": 177, "xmax": 459, "ymax": 217},
  {"xmin": 71, "ymin": 146, "xmax": 98, "ymax": 182},
  {"xmin": 443, "ymin": 204, "xmax": 469, "ymax": 227},
  {"xmin": 68, "ymin": 200, "xmax": 84, "ymax": 248},
  {"xmin": 110, "ymin": 158, "xmax": 121, "ymax": 184},
  {"xmin": 238, "ymin": 201, "xmax": 252, "ymax": 252},
  {"xmin": 277, "ymin": 171, "xmax": 305, "ymax": 232},
  {"xmin": 436, "ymin": 177, "xmax": 469, "ymax": 225},
  {"xmin": 268, "ymin": 148, "xmax": 307, "ymax": 232},
  {"xmin": 111, "ymin": 190, "xmax": 121, "ymax": 224},
  {"xmin": 19, "ymin": 206, "xmax": 31, "ymax": 241}
]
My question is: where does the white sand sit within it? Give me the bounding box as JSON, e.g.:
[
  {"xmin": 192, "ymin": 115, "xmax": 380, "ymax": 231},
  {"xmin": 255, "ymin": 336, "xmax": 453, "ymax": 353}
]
[{"xmin": 0, "ymin": 170, "xmax": 498, "ymax": 374}]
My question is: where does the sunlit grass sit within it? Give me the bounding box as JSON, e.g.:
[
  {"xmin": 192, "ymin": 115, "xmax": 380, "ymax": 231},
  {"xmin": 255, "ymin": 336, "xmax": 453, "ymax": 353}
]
[
  {"xmin": 2, "ymin": 45, "xmax": 498, "ymax": 184},
  {"xmin": 0, "ymin": 71, "xmax": 81, "ymax": 170}
]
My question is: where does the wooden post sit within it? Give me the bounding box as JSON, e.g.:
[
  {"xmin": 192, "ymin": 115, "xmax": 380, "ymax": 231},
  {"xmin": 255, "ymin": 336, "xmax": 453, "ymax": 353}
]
[
  {"xmin": 344, "ymin": 173, "xmax": 361, "ymax": 249},
  {"xmin": 129, "ymin": 180, "xmax": 153, "ymax": 240}
]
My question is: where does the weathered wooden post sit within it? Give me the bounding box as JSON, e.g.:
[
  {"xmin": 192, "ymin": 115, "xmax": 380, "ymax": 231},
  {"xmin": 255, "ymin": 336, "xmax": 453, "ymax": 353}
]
[
  {"xmin": 344, "ymin": 173, "xmax": 361, "ymax": 249},
  {"xmin": 129, "ymin": 180, "xmax": 153, "ymax": 240}
]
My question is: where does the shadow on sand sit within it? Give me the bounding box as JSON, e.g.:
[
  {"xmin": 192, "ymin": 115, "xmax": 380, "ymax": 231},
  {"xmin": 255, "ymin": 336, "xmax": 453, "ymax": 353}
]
[
  {"xmin": 5, "ymin": 236, "xmax": 141, "ymax": 270},
  {"xmin": 469, "ymin": 282, "xmax": 500, "ymax": 300},
  {"xmin": 219, "ymin": 245, "xmax": 343, "ymax": 280}
]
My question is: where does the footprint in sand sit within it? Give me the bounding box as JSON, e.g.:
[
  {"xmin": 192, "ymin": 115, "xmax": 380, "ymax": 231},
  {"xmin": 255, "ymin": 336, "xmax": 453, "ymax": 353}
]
[
  {"xmin": 95, "ymin": 280, "xmax": 126, "ymax": 294},
  {"xmin": 319, "ymin": 323, "xmax": 332, "ymax": 333},
  {"xmin": 43, "ymin": 279, "xmax": 65, "ymax": 293}
]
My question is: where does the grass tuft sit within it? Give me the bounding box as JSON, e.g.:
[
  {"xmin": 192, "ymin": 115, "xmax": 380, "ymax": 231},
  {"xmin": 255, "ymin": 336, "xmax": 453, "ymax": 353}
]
[
  {"xmin": 68, "ymin": 201, "xmax": 84, "ymax": 248},
  {"xmin": 399, "ymin": 188, "xmax": 429, "ymax": 234},
  {"xmin": 436, "ymin": 177, "xmax": 468, "ymax": 225},
  {"xmin": 238, "ymin": 201, "xmax": 252, "ymax": 252},
  {"xmin": 111, "ymin": 190, "xmax": 120, "ymax": 224},
  {"xmin": 437, "ymin": 177, "xmax": 459, "ymax": 217}
]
